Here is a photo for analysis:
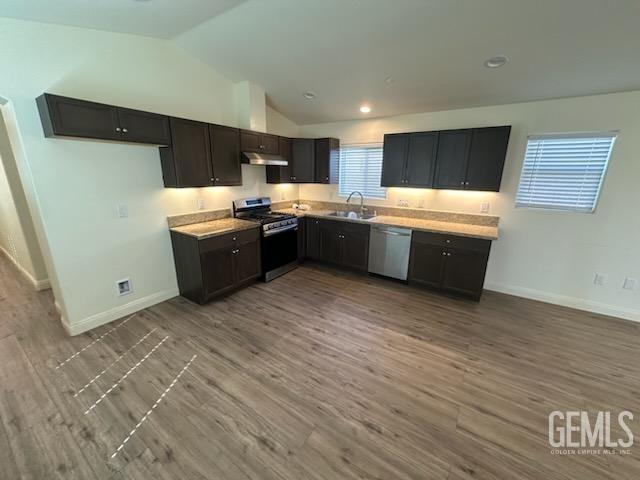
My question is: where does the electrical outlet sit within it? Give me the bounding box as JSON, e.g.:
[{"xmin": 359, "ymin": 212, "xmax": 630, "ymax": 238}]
[
  {"xmin": 116, "ymin": 278, "xmax": 132, "ymax": 296},
  {"xmin": 280, "ymin": 191, "xmax": 285, "ymax": 201},
  {"xmin": 397, "ymin": 199, "xmax": 409, "ymax": 207},
  {"xmin": 623, "ymin": 278, "xmax": 637, "ymax": 290},
  {"xmin": 593, "ymin": 273, "xmax": 608, "ymax": 286},
  {"xmin": 196, "ymin": 198, "xmax": 205, "ymax": 210},
  {"xmin": 416, "ymin": 198, "xmax": 425, "ymax": 208},
  {"xmin": 480, "ymin": 202, "xmax": 490, "ymax": 214}
]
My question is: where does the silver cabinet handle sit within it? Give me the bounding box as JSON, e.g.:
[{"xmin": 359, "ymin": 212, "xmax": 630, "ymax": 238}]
[
  {"xmin": 210, "ymin": 177, "xmax": 214, "ymax": 182},
  {"xmin": 116, "ymin": 127, "xmax": 121, "ymax": 132},
  {"xmin": 445, "ymin": 239, "xmax": 451, "ymax": 243},
  {"xmin": 122, "ymin": 128, "xmax": 128, "ymax": 133},
  {"xmin": 232, "ymin": 236, "xmax": 237, "ymax": 241},
  {"xmin": 465, "ymin": 182, "xmax": 469, "ymax": 186},
  {"xmin": 215, "ymin": 177, "xmax": 220, "ymax": 182},
  {"xmin": 442, "ymin": 252, "xmax": 446, "ymax": 256},
  {"xmin": 447, "ymin": 253, "xmax": 452, "ymax": 256}
]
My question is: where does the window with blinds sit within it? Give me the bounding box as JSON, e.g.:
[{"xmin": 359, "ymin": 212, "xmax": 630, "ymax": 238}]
[
  {"xmin": 338, "ymin": 144, "xmax": 386, "ymax": 199},
  {"xmin": 515, "ymin": 133, "xmax": 616, "ymax": 213}
]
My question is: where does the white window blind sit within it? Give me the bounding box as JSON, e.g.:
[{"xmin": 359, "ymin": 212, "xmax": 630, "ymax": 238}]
[
  {"xmin": 515, "ymin": 133, "xmax": 616, "ymax": 213},
  {"xmin": 338, "ymin": 144, "xmax": 386, "ymax": 199}
]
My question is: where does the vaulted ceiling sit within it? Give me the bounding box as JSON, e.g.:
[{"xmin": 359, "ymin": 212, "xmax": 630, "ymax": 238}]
[{"xmin": 3, "ymin": 0, "xmax": 640, "ymax": 124}]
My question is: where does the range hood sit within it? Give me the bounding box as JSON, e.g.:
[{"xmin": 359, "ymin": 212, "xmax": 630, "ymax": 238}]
[{"xmin": 242, "ymin": 151, "xmax": 288, "ymax": 166}]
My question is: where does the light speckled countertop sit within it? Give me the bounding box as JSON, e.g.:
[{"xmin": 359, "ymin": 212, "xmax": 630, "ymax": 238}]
[
  {"xmin": 170, "ymin": 218, "xmax": 258, "ymax": 240},
  {"xmin": 279, "ymin": 209, "xmax": 498, "ymax": 240}
]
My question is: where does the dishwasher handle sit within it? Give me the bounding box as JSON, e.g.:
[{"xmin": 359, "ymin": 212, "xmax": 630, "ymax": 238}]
[{"xmin": 373, "ymin": 227, "xmax": 411, "ymax": 237}]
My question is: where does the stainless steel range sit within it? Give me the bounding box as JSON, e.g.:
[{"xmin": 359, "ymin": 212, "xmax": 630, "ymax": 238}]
[{"xmin": 233, "ymin": 197, "xmax": 298, "ymax": 281}]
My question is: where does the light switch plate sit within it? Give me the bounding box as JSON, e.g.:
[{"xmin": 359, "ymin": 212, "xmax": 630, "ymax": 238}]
[
  {"xmin": 117, "ymin": 204, "xmax": 128, "ymax": 218},
  {"xmin": 196, "ymin": 198, "xmax": 205, "ymax": 210},
  {"xmin": 480, "ymin": 202, "xmax": 490, "ymax": 213},
  {"xmin": 594, "ymin": 273, "xmax": 608, "ymax": 286},
  {"xmin": 623, "ymin": 278, "xmax": 637, "ymax": 290}
]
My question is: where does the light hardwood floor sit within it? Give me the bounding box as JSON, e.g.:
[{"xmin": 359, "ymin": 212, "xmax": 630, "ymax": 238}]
[{"xmin": 1, "ymin": 251, "xmax": 639, "ymax": 479}]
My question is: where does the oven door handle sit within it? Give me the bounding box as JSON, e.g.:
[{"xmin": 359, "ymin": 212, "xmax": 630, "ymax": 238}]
[{"xmin": 263, "ymin": 224, "xmax": 298, "ymax": 237}]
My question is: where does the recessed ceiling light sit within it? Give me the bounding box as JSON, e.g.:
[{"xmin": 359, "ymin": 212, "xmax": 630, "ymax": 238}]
[
  {"xmin": 384, "ymin": 76, "xmax": 394, "ymax": 84},
  {"xmin": 359, "ymin": 105, "xmax": 371, "ymax": 113},
  {"xmin": 303, "ymin": 91, "xmax": 316, "ymax": 100},
  {"xmin": 484, "ymin": 55, "xmax": 508, "ymax": 68}
]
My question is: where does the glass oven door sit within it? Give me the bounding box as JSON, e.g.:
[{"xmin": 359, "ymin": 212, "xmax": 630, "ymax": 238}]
[{"xmin": 261, "ymin": 226, "xmax": 298, "ymax": 276}]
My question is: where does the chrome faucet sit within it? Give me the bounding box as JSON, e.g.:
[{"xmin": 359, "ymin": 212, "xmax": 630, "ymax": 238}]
[{"xmin": 346, "ymin": 191, "xmax": 366, "ymax": 214}]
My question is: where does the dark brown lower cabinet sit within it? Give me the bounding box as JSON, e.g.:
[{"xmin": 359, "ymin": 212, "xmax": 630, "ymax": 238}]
[
  {"xmin": 409, "ymin": 231, "xmax": 491, "ymax": 300},
  {"xmin": 315, "ymin": 219, "xmax": 370, "ymax": 271},
  {"xmin": 297, "ymin": 217, "xmax": 306, "ymax": 261},
  {"xmin": 170, "ymin": 227, "xmax": 261, "ymax": 304},
  {"xmin": 306, "ymin": 218, "xmax": 321, "ymax": 260}
]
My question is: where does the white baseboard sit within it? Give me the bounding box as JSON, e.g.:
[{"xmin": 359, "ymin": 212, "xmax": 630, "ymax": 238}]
[
  {"xmin": 0, "ymin": 245, "xmax": 50, "ymax": 291},
  {"xmin": 61, "ymin": 287, "xmax": 179, "ymax": 336},
  {"xmin": 484, "ymin": 282, "xmax": 640, "ymax": 323}
]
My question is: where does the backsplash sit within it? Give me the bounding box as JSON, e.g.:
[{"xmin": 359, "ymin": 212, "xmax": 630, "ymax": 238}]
[{"xmin": 272, "ymin": 199, "xmax": 499, "ymax": 227}]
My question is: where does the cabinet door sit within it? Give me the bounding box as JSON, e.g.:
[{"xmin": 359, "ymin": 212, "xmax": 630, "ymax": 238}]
[
  {"xmin": 341, "ymin": 226, "xmax": 370, "ymax": 271},
  {"xmin": 306, "ymin": 218, "xmax": 321, "ymax": 260},
  {"xmin": 266, "ymin": 137, "xmax": 292, "ymax": 183},
  {"xmin": 210, "ymin": 125, "xmax": 242, "ymax": 186},
  {"xmin": 291, "ymin": 138, "xmax": 315, "ymax": 183},
  {"xmin": 234, "ymin": 241, "xmax": 261, "ymax": 284},
  {"xmin": 408, "ymin": 242, "xmax": 446, "ymax": 289},
  {"xmin": 441, "ymin": 248, "xmax": 490, "ymax": 299},
  {"xmin": 297, "ymin": 217, "xmax": 306, "ymax": 261},
  {"xmin": 405, "ymin": 132, "xmax": 438, "ymax": 187},
  {"xmin": 38, "ymin": 94, "xmax": 121, "ymax": 141},
  {"xmin": 433, "ymin": 129, "xmax": 472, "ymax": 189},
  {"xmin": 261, "ymin": 134, "xmax": 279, "ymax": 154},
  {"xmin": 381, "ymin": 134, "xmax": 409, "ymax": 186},
  {"xmin": 201, "ymin": 247, "xmax": 236, "ymax": 298},
  {"xmin": 314, "ymin": 138, "xmax": 339, "ymax": 184},
  {"xmin": 318, "ymin": 221, "xmax": 342, "ymax": 264},
  {"xmin": 163, "ymin": 118, "xmax": 212, "ymax": 187},
  {"xmin": 117, "ymin": 108, "xmax": 171, "ymax": 145},
  {"xmin": 464, "ymin": 126, "xmax": 511, "ymax": 191},
  {"xmin": 240, "ymin": 130, "xmax": 262, "ymax": 152}
]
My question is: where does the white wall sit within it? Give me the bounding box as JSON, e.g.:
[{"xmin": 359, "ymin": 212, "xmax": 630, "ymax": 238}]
[
  {"xmin": 0, "ymin": 101, "xmax": 50, "ymax": 289},
  {"xmin": 299, "ymin": 91, "xmax": 640, "ymax": 321},
  {"xmin": 0, "ymin": 17, "xmax": 298, "ymax": 333}
]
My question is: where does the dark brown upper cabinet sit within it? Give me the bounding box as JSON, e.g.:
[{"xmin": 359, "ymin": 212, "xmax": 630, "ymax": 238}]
[
  {"xmin": 240, "ymin": 130, "xmax": 279, "ymax": 154},
  {"xmin": 160, "ymin": 118, "xmax": 212, "ymax": 188},
  {"xmin": 314, "ymin": 138, "xmax": 340, "ymax": 184},
  {"xmin": 381, "ymin": 134, "xmax": 408, "ymax": 186},
  {"xmin": 433, "ymin": 126, "xmax": 511, "ymax": 191},
  {"xmin": 381, "ymin": 132, "xmax": 438, "ymax": 187},
  {"xmin": 209, "ymin": 124, "xmax": 242, "ymax": 186},
  {"xmin": 383, "ymin": 126, "xmax": 511, "ymax": 192},
  {"xmin": 36, "ymin": 93, "xmax": 170, "ymax": 145},
  {"xmin": 116, "ymin": 108, "xmax": 171, "ymax": 145},
  {"xmin": 266, "ymin": 137, "xmax": 292, "ymax": 184},
  {"xmin": 464, "ymin": 126, "xmax": 511, "ymax": 191},
  {"xmin": 291, "ymin": 138, "xmax": 315, "ymax": 183},
  {"xmin": 433, "ymin": 129, "xmax": 473, "ymax": 189}
]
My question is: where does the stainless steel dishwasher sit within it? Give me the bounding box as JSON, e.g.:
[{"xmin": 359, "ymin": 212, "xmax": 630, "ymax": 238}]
[{"xmin": 368, "ymin": 225, "xmax": 412, "ymax": 280}]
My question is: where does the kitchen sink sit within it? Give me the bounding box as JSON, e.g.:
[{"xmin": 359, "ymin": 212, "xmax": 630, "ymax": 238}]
[{"xmin": 328, "ymin": 210, "xmax": 377, "ymax": 220}]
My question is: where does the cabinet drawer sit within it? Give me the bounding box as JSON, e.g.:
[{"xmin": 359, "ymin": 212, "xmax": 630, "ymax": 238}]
[
  {"xmin": 198, "ymin": 227, "xmax": 260, "ymax": 254},
  {"xmin": 412, "ymin": 230, "xmax": 490, "ymax": 253}
]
